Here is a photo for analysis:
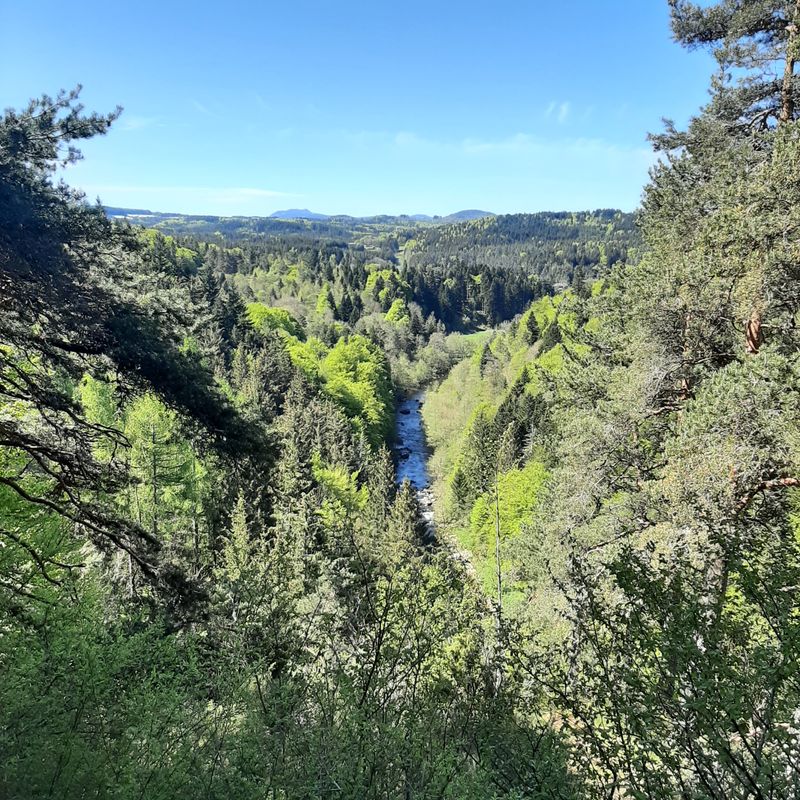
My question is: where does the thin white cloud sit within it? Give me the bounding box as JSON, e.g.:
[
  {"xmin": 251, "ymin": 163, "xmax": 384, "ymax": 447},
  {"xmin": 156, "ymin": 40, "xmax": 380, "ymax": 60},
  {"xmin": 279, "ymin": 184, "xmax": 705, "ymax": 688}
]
[
  {"xmin": 544, "ymin": 100, "xmax": 572, "ymax": 124},
  {"xmin": 74, "ymin": 184, "xmax": 297, "ymax": 216},
  {"xmin": 331, "ymin": 127, "xmax": 654, "ymax": 168},
  {"xmin": 253, "ymin": 92, "xmax": 270, "ymax": 110},
  {"xmin": 461, "ymin": 132, "xmax": 653, "ymax": 165},
  {"xmin": 461, "ymin": 133, "xmax": 536, "ymax": 155},
  {"xmin": 191, "ymin": 99, "xmax": 214, "ymax": 116},
  {"xmin": 84, "ymin": 184, "xmax": 292, "ymax": 197},
  {"xmin": 118, "ymin": 115, "xmax": 159, "ymax": 132},
  {"xmin": 393, "ymin": 131, "xmax": 429, "ymax": 148}
]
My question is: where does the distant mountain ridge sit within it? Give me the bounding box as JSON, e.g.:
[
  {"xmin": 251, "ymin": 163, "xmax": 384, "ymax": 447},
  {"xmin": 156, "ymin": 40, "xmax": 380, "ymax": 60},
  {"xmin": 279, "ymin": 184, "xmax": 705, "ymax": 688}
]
[
  {"xmin": 106, "ymin": 206, "xmax": 495, "ymax": 224},
  {"xmin": 269, "ymin": 208, "xmax": 330, "ymax": 220},
  {"xmin": 101, "ymin": 206, "xmax": 636, "ymax": 247},
  {"xmin": 441, "ymin": 209, "xmax": 493, "ymax": 222}
]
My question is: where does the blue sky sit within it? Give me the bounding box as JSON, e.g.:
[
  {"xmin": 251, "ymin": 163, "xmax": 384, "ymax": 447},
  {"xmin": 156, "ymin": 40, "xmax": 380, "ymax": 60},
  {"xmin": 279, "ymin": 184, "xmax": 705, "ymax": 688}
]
[{"xmin": 0, "ymin": 1, "xmax": 715, "ymax": 216}]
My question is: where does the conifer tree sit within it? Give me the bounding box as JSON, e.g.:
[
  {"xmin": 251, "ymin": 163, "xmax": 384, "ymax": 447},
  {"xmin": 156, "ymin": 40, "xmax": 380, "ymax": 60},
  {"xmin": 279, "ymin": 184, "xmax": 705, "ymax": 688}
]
[
  {"xmin": 524, "ymin": 310, "xmax": 540, "ymax": 344},
  {"xmin": 667, "ymin": 0, "xmax": 800, "ymax": 134}
]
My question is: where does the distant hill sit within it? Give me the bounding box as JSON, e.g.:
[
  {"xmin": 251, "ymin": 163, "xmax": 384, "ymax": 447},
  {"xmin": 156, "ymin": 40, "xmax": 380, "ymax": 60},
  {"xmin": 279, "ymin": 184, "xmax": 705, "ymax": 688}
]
[
  {"xmin": 269, "ymin": 208, "xmax": 330, "ymax": 220},
  {"xmin": 105, "ymin": 205, "xmax": 494, "ymax": 227},
  {"xmin": 100, "ymin": 204, "xmax": 639, "ymax": 332},
  {"xmin": 440, "ymin": 209, "xmax": 494, "ymax": 222},
  {"xmin": 105, "ymin": 206, "xmax": 160, "ymax": 217},
  {"xmin": 267, "ymin": 209, "xmax": 494, "ymax": 222},
  {"xmin": 403, "ymin": 210, "xmax": 640, "ymax": 298}
]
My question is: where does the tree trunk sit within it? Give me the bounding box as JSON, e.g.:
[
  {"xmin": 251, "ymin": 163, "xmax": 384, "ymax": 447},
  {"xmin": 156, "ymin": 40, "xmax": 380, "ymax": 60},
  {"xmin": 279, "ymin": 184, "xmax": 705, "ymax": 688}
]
[
  {"xmin": 151, "ymin": 424, "xmax": 158, "ymax": 540},
  {"xmin": 128, "ymin": 552, "xmax": 135, "ymax": 599},
  {"xmin": 494, "ymin": 466, "xmax": 502, "ymax": 621},
  {"xmin": 745, "ymin": 311, "xmax": 762, "ymax": 354},
  {"xmin": 754, "ymin": 2, "xmax": 800, "ymax": 355},
  {"xmin": 779, "ymin": 4, "xmax": 800, "ymax": 126}
]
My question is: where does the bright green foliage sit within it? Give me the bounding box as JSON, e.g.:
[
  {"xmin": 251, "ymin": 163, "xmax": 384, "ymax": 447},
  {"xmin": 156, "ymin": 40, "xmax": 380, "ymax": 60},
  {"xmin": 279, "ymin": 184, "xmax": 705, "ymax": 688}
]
[
  {"xmin": 281, "ymin": 334, "xmax": 394, "ymax": 445},
  {"xmin": 384, "ymin": 297, "xmax": 410, "ymax": 324},
  {"xmin": 467, "ymin": 461, "xmax": 548, "ymax": 593},
  {"xmin": 312, "ymin": 451, "xmax": 367, "ymax": 528},
  {"xmin": 222, "ymin": 491, "xmax": 249, "ymax": 584},
  {"xmin": 423, "ymin": 288, "xmax": 582, "ymax": 529},
  {"xmin": 247, "ymin": 302, "xmax": 305, "ymax": 339},
  {"xmin": 18, "ymin": 27, "xmax": 800, "ymax": 794},
  {"xmin": 124, "ymin": 394, "xmax": 196, "ymax": 539},
  {"xmin": 284, "ymin": 335, "xmax": 328, "ymax": 380},
  {"xmin": 320, "ymin": 335, "xmax": 394, "ymax": 445},
  {"xmin": 0, "ymin": 89, "xmax": 580, "ymax": 800},
  {"xmin": 365, "ymin": 267, "xmax": 411, "ymax": 311},
  {"xmin": 315, "ymin": 282, "xmax": 336, "ymax": 316},
  {"xmin": 77, "ymin": 373, "xmax": 118, "ymax": 430}
]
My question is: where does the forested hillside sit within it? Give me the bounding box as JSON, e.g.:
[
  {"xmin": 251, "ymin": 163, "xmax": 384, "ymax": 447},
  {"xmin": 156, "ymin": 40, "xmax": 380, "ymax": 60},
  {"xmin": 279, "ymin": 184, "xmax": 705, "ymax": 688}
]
[
  {"xmin": 110, "ymin": 205, "xmax": 639, "ymax": 334},
  {"xmin": 3, "ymin": 1, "xmax": 800, "ymax": 798},
  {"xmin": 421, "ymin": 1, "xmax": 800, "ymax": 795},
  {"xmin": 1, "ymin": 88, "xmax": 555, "ymax": 799}
]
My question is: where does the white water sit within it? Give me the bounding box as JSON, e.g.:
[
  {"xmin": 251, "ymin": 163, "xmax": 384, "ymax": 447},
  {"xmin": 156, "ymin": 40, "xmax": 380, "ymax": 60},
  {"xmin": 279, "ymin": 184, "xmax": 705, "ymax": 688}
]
[{"xmin": 393, "ymin": 391, "xmax": 435, "ymax": 536}]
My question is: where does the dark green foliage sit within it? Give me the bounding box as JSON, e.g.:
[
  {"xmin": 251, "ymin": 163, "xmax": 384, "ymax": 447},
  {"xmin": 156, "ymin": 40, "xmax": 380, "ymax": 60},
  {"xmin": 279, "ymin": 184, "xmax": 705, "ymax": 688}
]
[
  {"xmin": 570, "ymin": 265, "xmax": 590, "ymax": 299},
  {"xmin": 539, "ymin": 317, "xmax": 562, "ymax": 352},
  {"xmin": 524, "ymin": 310, "xmax": 540, "ymax": 344},
  {"xmin": 0, "ymin": 89, "xmax": 576, "ymax": 800},
  {"xmin": 492, "ymin": 367, "xmax": 544, "ymax": 467},
  {"xmin": 403, "ymin": 211, "xmax": 638, "ymax": 329},
  {"xmin": 452, "ymin": 407, "xmax": 497, "ymax": 511},
  {"xmin": 0, "ymin": 89, "xmax": 268, "ymax": 599},
  {"xmin": 665, "ymin": 0, "xmax": 800, "ymax": 137},
  {"xmin": 13, "ymin": 4, "xmax": 800, "ymax": 791}
]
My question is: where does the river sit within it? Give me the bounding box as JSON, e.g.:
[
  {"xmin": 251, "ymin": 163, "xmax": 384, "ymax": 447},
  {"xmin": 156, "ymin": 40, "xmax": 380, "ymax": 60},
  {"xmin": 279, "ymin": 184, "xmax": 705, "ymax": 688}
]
[{"xmin": 393, "ymin": 391, "xmax": 435, "ymax": 538}]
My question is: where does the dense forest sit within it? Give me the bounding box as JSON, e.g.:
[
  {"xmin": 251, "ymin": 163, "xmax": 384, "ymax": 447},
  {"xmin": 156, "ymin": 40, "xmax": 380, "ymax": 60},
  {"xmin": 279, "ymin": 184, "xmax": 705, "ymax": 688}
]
[
  {"xmin": 113, "ymin": 204, "xmax": 640, "ymax": 333},
  {"xmin": 3, "ymin": 1, "xmax": 800, "ymax": 798}
]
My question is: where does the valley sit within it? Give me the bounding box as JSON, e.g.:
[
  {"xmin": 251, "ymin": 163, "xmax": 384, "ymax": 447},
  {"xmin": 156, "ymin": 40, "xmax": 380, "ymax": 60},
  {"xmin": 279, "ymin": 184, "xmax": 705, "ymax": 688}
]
[{"xmin": 4, "ymin": 3, "xmax": 800, "ymax": 797}]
